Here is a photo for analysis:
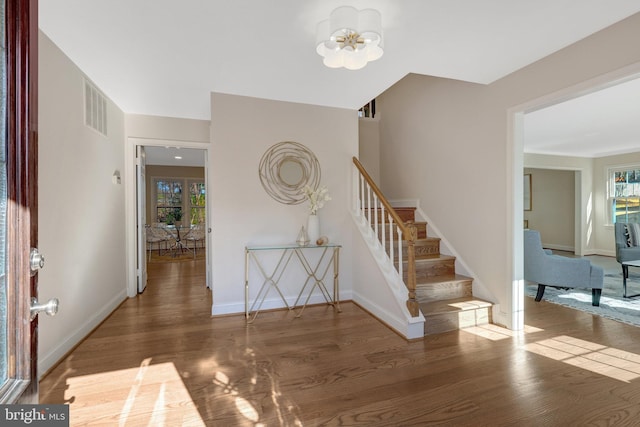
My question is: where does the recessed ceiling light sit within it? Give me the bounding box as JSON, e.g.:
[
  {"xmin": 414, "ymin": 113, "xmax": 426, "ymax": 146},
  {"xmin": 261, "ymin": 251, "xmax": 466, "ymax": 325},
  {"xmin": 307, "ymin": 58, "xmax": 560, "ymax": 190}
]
[{"xmin": 174, "ymin": 156, "xmax": 182, "ymax": 160}]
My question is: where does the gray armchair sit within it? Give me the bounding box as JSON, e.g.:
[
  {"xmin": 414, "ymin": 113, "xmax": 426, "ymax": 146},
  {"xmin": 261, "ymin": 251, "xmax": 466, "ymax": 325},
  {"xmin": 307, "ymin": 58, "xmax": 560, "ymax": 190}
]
[
  {"xmin": 524, "ymin": 229, "xmax": 603, "ymax": 306},
  {"xmin": 614, "ymin": 222, "xmax": 640, "ymax": 279}
]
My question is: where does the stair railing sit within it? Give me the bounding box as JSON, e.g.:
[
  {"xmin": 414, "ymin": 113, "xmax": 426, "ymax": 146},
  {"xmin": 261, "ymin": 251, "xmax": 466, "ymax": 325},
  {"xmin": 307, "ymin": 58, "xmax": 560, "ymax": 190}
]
[{"xmin": 352, "ymin": 157, "xmax": 419, "ymax": 317}]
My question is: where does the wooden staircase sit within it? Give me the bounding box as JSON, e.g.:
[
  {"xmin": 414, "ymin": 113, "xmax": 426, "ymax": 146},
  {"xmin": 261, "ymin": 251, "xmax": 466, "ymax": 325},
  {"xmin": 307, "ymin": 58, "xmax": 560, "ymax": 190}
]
[{"xmin": 377, "ymin": 207, "xmax": 493, "ymax": 335}]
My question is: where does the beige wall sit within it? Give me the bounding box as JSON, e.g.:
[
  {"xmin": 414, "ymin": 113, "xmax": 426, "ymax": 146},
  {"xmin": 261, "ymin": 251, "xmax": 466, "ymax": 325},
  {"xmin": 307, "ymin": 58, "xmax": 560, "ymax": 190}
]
[
  {"xmin": 524, "ymin": 153, "xmax": 594, "ymax": 255},
  {"xmin": 38, "ymin": 31, "xmax": 126, "ymax": 375},
  {"xmin": 524, "ymin": 168, "xmax": 575, "ymax": 251},
  {"xmin": 377, "ymin": 12, "xmax": 640, "ymax": 327},
  {"xmin": 125, "ymin": 114, "xmax": 210, "ymax": 143},
  {"xmin": 210, "ymin": 93, "xmax": 358, "ymax": 315},
  {"xmin": 358, "ymin": 118, "xmax": 381, "ymax": 183},
  {"xmin": 145, "ymin": 165, "xmax": 205, "ymax": 224}
]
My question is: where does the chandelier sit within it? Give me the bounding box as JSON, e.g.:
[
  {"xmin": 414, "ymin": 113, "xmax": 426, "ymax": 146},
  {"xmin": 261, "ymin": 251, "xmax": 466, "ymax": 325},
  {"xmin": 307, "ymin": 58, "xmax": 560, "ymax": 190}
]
[{"xmin": 315, "ymin": 6, "xmax": 384, "ymax": 70}]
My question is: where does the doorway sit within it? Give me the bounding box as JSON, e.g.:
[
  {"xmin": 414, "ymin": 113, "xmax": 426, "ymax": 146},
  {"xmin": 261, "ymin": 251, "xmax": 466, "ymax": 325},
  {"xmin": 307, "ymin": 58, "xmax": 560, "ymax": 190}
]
[
  {"xmin": 523, "ymin": 168, "xmax": 578, "ymax": 254},
  {"xmin": 144, "ymin": 147, "xmax": 207, "ymax": 263},
  {"xmin": 126, "ymin": 139, "xmax": 211, "ymax": 299},
  {"xmin": 510, "ymin": 64, "xmax": 640, "ymax": 331}
]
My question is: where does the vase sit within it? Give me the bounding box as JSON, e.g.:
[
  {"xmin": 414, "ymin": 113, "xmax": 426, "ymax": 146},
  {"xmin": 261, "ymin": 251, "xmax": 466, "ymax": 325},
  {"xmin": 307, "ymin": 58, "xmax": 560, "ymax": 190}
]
[
  {"xmin": 296, "ymin": 226, "xmax": 309, "ymax": 246},
  {"xmin": 307, "ymin": 214, "xmax": 320, "ymax": 245}
]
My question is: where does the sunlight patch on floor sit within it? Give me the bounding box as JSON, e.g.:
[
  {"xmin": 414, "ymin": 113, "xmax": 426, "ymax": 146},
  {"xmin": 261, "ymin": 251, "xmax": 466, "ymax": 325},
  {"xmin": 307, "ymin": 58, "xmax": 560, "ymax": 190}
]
[
  {"xmin": 211, "ymin": 366, "xmax": 303, "ymax": 426},
  {"xmin": 525, "ymin": 335, "xmax": 640, "ymax": 382},
  {"xmin": 64, "ymin": 359, "xmax": 204, "ymax": 426},
  {"xmin": 213, "ymin": 370, "xmax": 266, "ymax": 426},
  {"xmin": 462, "ymin": 324, "xmax": 544, "ymax": 341},
  {"xmin": 447, "ymin": 300, "xmax": 493, "ymax": 310}
]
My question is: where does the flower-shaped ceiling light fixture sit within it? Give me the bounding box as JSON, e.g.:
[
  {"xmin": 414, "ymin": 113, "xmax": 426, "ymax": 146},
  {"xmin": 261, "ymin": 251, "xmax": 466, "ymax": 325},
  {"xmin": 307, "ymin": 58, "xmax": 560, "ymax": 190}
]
[{"xmin": 315, "ymin": 6, "xmax": 383, "ymax": 70}]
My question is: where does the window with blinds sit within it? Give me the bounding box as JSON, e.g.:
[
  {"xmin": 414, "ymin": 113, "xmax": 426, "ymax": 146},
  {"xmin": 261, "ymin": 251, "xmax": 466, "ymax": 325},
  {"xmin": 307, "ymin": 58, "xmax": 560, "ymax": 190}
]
[{"xmin": 609, "ymin": 166, "xmax": 640, "ymax": 224}]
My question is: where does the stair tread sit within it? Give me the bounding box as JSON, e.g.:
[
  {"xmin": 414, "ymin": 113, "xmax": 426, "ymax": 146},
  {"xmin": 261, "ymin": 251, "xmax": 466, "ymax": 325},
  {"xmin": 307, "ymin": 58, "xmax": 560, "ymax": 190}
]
[
  {"xmin": 419, "ymin": 297, "xmax": 493, "ymax": 315},
  {"xmin": 415, "ymin": 273, "xmax": 473, "ymax": 286}
]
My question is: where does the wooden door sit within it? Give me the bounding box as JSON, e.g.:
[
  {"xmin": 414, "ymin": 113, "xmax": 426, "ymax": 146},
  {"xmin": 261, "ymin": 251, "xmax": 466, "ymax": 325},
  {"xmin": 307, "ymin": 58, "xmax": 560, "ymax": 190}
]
[{"xmin": 0, "ymin": 0, "xmax": 40, "ymax": 404}]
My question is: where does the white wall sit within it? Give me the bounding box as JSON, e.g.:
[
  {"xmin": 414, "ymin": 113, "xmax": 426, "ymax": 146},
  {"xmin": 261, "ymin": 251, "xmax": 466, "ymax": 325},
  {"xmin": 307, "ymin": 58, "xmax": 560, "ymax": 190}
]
[
  {"xmin": 38, "ymin": 31, "xmax": 126, "ymax": 375},
  {"xmin": 210, "ymin": 93, "xmax": 357, "ymax": 315},
  {"xmin": 376, "ymin": 13, "xmax": 640, "ymax": 328},
  {"xmin": 523, "ymin": 168, "xmax": 575, "ymax": 251}
]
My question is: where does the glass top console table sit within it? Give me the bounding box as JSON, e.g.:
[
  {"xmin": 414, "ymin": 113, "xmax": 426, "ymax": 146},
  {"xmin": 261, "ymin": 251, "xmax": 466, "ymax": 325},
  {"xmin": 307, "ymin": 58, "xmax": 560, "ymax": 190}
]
[{"xmin": 244, "ymin": 243, "xmax": 342, "ymax": 322}]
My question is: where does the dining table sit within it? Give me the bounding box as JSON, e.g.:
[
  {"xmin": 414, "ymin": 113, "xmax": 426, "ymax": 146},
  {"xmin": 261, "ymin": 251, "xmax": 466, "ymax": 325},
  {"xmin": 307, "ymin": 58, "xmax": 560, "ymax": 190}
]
[{"xmin": 162, "ymin": 224, "xmax": 194, "ymax": 257}]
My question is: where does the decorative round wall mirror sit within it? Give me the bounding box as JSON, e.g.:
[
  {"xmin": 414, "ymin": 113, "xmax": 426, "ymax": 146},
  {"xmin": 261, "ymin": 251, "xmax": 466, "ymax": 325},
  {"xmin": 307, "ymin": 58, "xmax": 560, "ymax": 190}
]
[
  {"xmin": 259, "ymin": 141, "xmax": 321, "ymax": 204},
  {"xmin": 278, "ymin": 157, "xmax": 305, "ymax": 187}
]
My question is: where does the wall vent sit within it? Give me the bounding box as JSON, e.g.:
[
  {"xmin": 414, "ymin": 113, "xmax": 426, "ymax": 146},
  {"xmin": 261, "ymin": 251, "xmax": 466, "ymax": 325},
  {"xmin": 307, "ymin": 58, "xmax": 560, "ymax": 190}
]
[{"xmin": 84, "ymin": 79, "xmax": 108, "ymax": 136}]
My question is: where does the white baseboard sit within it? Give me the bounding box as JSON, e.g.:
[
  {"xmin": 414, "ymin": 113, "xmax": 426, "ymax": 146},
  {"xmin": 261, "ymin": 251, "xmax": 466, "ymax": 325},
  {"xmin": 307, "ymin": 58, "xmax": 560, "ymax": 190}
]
[
  {"xmin": 592, "ymin": 249, "xmax": 615, "ymax": 257},
  {"xmin": 545, "ymin": 246, "xmax": 616, "ymax": 257},
  {"xmin": 211, "ymin": 290, "xmax": 353, "ymax": 317},
  {"xmin": 351, "ymin": 290, "xmax": 424, "ymax": 339},
  {"xmin": 542, "ymin": 243, "xmax": 575, "ymax": 252},
  {"xmin": 39, "ymin": 289, "xmax": 128, "ymax": 378}
]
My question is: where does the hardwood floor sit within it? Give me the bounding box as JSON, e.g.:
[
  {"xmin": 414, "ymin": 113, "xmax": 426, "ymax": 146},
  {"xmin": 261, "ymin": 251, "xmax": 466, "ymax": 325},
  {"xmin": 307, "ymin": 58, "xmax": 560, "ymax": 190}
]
[{"xmin": 40, "ymin": 259, "xmax": 640, "ymax": 426}]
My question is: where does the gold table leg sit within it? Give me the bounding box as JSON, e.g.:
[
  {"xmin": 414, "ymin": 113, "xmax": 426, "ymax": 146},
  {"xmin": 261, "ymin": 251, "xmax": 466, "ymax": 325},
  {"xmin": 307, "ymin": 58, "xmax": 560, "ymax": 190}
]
[{"xmin": 245, "ymin": 249, "xmax": 294, "ymax": 323}]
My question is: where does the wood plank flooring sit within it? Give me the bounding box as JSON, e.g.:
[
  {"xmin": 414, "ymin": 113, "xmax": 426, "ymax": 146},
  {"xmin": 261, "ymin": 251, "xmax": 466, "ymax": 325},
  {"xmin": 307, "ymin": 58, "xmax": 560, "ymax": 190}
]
[{"xmin": 40, "ymin": 259, "xmax": 640, "ymax": 426}]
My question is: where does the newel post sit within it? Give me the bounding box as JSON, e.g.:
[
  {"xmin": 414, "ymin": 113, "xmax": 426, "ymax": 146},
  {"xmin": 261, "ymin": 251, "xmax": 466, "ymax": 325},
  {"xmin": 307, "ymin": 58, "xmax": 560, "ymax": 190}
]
[{"xmin": 405, "ymin": 222, "xmax": 419, "ymax": 317}]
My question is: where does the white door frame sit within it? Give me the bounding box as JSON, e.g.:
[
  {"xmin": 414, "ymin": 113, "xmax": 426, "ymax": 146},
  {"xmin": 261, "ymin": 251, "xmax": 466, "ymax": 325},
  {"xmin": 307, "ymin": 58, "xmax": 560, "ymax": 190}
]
[
  {"xmin": 125, "ymin": 137, "xmax": 211, "ymax": 297},
  {"xmin": 507, "ymin": 62, "xmax": 640, "ymax": 330}
]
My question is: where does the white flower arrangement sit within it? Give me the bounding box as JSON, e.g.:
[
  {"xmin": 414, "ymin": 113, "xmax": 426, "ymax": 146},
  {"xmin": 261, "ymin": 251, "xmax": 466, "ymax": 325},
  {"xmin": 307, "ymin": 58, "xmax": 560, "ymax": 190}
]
[{"xmin": 302, "ymin": 185, "xmax": 331, "ymax": 215}]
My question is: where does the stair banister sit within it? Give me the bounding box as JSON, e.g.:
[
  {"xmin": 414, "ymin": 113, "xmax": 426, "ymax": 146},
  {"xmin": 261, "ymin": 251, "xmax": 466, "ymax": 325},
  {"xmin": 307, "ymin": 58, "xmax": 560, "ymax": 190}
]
[{"xmin": 352, "ymin": 157, "xmax": 419, "ymax": 317}]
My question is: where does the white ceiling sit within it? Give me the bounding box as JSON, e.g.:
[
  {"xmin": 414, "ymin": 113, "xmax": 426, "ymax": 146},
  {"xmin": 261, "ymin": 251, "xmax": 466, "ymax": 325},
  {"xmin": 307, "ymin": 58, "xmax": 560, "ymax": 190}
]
[
  {"xmin": 39, "ymin": 1, "xmax": 640, "ymax": 158},
  {"xmin": 145, "ymin": 147, "xmax": 205, "ymax": 167},
  {"xmin": 524, "ymin": 77, "xmax": 640, "ymax": 158}
]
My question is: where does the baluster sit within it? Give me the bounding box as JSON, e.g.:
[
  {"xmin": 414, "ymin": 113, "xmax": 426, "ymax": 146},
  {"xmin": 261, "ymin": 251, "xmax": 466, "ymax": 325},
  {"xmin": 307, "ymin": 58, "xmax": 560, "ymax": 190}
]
[
  {"xmin": 389, "ymin": 213, "xmax": 395, "ymax": 261},
  {"xmin": 397, "ymin": 225, "xmax": 403, "ymax": 279},
  {"xmin": 358, "ymin": 174, "xmax": 364, "ymax": 217},
  {"xmin": 367, "ymin": 183, "xmax": 372, "ymax": 229},
  {"xmin": 388, "ymin": 216, "xmax": 394, "ymax": 266},
  {"xmin": 380, "ymin": 205, "xmax": 386, "ymax": 252},
  {"xmin": 360, "ymin": 174, "xmax": 365, "ymax": 219},
  {"xmin": 373, "ymin": 193, "xmax": 379, "ymax": 239}
]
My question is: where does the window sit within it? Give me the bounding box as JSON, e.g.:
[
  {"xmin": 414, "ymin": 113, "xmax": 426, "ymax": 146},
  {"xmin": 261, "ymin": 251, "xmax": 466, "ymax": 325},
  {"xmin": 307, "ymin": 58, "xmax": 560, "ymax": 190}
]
[
  {"xmin": 609, "ymin": 167, "xmax": 640, "ymax": 224},
  {"xmin": 156, "ymin": 179, "xmax": 183, "ymax": 224},
  {"xmin": 189, "ymin": 182, "xmax": 206, "ymax": 225},
  {"xmin": 358, "ymin": 99, "xmax": 376, "ymax": 118},
  {"xmin": 154, "ymin": 178, "xmax": 205, "ymax": 225}
]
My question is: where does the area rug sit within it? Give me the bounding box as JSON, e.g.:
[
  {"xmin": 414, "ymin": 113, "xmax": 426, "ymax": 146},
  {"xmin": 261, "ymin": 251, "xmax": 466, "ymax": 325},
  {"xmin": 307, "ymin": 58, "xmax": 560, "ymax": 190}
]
[{"xmin": 525, "ymin": 270, "xmax": 640, "ymax": 327}]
